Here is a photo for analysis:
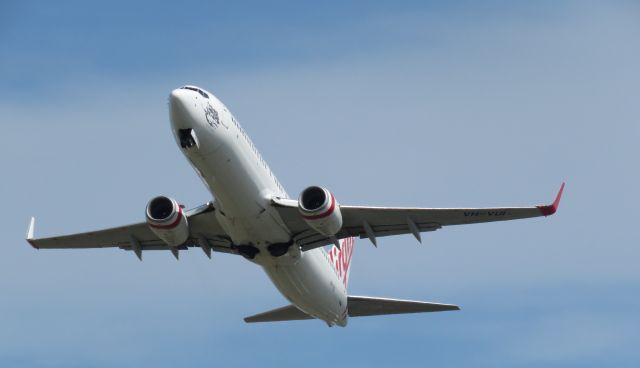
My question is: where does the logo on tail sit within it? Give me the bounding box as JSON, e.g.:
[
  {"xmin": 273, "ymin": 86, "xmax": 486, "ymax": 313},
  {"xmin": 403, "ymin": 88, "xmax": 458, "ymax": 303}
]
[{"xmin": 328, "ymin": 237, "xmax": 356, "ymax": 287}]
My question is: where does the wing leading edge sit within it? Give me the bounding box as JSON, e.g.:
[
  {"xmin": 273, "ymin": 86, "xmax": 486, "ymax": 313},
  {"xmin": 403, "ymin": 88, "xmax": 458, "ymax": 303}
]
[{"xmin": 273, "ymin": 183, "xmax": 565, "ymax": 251}]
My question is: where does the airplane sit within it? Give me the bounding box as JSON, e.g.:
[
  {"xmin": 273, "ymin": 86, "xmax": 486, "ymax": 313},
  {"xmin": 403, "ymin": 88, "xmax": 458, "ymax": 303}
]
[{"xmin": 26, "ymin": 85, "xmax": 564, "ymax": 327}]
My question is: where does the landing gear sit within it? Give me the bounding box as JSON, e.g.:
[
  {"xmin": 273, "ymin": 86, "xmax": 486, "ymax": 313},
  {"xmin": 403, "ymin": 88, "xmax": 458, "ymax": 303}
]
[
  {"xmin": 178, "ymin": 128, "xmax": 197, "ymax": 149},
  {"xmin": 235, "ymin": 240, "xmax": 296, "ymax": 259},
  {"xmin": 236, "ymin": 245, "xmax": 259, "ymax": 260},
  {"xmin": 267, "ymin": 240, "xmax": 294, "ymax": 257}
]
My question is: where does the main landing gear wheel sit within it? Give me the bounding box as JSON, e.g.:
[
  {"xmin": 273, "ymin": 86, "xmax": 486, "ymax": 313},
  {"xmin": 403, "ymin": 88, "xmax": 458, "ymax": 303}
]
[
  {"xmin": 267, "ymin": 241, "xmax": 293, "ymax": 257},
  {"xmin": 236, "ymin": 245, "xmax": 260, "ymax": 259}
]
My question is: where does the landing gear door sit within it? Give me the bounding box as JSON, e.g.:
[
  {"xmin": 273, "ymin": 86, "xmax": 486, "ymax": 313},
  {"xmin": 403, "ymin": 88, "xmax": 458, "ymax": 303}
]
[{"xmin": 178, "ymin": 128, "xmax": 199, "ymax": 149}]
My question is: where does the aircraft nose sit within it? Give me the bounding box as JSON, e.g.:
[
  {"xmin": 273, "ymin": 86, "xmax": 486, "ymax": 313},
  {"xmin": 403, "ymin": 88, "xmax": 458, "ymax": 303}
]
[
  {"xmin": 169, "ymin": 88, "xmax": 194, "ymax": 128},
  {"xmin": 170, "ymin": 88, "xmax": 182, "ymax": 103},
  {"xmin": 169, "ymin": 88, "xmax": 187, "ymax": 113}
]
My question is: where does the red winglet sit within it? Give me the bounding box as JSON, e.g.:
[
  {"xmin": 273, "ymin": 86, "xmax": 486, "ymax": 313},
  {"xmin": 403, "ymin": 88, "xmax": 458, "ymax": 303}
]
[{"xmin": 537, "ymin": 182, "xmax": 565, "ymax": 216}]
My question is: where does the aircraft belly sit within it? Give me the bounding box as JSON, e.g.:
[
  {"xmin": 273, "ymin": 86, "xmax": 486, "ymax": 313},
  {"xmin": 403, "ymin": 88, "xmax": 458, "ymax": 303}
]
[
  {"xmin": 263, "ymin": 250, "xmax": 347, "ymax": 325},
  {"xmin": 187, "ymin": 141, "xmax": 291, "ymax": 246}
]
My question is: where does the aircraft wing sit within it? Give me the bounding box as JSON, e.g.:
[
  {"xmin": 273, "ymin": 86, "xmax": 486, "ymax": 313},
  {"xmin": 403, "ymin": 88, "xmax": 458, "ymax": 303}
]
[
  {"xmin": 272, "ymin": 183, "xmax": 564, "ymax": 251},
  {"xmin": 26, "ymin": 202, "xmax": 235, "ymax": 259}
]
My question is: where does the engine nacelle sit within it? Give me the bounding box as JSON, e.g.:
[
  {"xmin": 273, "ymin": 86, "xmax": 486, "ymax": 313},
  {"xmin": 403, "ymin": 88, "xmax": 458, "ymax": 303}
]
[
  {"xmin": 145, "ymin": 196, "xmax": 190, "ymax": 247},
  {"xmin": 298, "ymin": 186, "xmax": 343, "ymax": 236}
]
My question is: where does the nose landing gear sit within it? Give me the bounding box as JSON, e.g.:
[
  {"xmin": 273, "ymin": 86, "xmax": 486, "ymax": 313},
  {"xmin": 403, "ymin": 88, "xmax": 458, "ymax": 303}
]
[{"xmin": 178, "ymin": 128, "xmax": 198, "ymax": 149}]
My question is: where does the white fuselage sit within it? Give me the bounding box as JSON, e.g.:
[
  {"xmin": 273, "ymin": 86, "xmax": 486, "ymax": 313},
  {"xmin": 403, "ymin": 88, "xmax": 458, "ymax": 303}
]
[{"xmin": 169, "ymin": 86, "xmax": 348, "ymax": 326}]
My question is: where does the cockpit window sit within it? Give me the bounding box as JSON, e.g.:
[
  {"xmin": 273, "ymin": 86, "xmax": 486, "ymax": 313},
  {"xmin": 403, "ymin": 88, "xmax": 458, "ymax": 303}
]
[{"xmin": 181, "ymin": 86, "xmax": 209, "ymax": 99}]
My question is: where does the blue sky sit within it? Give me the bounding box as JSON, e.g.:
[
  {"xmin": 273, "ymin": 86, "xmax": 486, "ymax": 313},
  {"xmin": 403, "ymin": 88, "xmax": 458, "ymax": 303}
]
[{"xmin": 1, "ymin": 1, "xmax": 639, "ymax": 367}]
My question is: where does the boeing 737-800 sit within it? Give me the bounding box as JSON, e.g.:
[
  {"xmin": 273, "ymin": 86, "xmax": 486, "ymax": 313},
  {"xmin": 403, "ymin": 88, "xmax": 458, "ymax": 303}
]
[{"xmin": 26, "ymin": 85, "xmax": 563, "ymax": 327}]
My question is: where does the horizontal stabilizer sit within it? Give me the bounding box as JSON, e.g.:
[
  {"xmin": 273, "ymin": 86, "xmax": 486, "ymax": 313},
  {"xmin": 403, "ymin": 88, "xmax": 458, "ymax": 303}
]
[
  {"xmin": 244, "ymin": 304, "xmax": 313, "ymax": 323},
  {"xmin": 244, "ymin": 296, "xmax": 458, "ymax": 324},
  {"xmin": 347, "ymin": 296, "xmax": 459, "ymax": 317}
]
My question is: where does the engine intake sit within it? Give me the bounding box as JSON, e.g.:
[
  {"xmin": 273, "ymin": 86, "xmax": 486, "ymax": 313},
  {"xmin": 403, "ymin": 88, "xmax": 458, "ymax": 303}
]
[
  {"xmin": 298, "ymin": 186, "xmax": 343, "ymax": 236},
  {"xmin": 146, "ymin": 196, "xmax": 190, "ymax": 247}
]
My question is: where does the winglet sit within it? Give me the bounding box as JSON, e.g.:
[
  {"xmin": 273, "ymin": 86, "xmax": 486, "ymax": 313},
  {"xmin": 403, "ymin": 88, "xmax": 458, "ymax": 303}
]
[
  {"xmin": 26, "ymin": 217, "xmax": 38, "ymax": 249},
  {"xmin": 537, "ymin": 182, "xmax": 565, "ymax": 216}
]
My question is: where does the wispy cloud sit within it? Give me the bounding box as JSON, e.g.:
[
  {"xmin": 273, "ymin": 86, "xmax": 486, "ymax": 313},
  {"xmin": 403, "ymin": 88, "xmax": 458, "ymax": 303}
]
[{"xmin": 1, "ymin": 1, "xmax": 639, "ymax": 367}]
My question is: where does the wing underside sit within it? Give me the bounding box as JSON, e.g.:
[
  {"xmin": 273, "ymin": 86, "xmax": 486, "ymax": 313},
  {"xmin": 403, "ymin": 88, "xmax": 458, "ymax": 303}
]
[
  {"xmin": 272, "ymin": 183, "xmax": 565, "ymax": 251},
  {"xmin": 26, "ymin": 202, "xmax": 236, "ymax": 257}
]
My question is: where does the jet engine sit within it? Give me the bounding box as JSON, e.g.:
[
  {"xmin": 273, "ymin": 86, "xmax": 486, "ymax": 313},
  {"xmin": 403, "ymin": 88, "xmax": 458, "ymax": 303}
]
[
  {"xmin": 298, "ymin": 186, "xmax": 343, "ymax": 236},
  {"xmin": 145, "ymin": 196, "xmax": 190, "ymax": 247}
]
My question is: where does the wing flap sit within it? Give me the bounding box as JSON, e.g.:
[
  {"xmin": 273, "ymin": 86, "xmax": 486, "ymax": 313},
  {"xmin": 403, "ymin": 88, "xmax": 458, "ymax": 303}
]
[
  {"xmin": 348, "ymin": 296, "xmax": 459, "ymax": 317},
  {"xmin": 244, "ymin": 305, "xmax": 314, "ymax": 323}
]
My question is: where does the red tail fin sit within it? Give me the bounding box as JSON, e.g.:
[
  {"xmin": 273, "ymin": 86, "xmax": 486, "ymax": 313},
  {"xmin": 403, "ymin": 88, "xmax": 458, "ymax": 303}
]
[{"xmin": 328, "ymin": 237, "xmax": 356, "ymax": 288}]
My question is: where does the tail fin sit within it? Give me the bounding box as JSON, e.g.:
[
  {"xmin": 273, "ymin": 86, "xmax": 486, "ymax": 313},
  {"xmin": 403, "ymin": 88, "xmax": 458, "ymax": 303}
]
[{"xmin": 328, "ymin": 237, "xmax": 356, "ymax": 288}]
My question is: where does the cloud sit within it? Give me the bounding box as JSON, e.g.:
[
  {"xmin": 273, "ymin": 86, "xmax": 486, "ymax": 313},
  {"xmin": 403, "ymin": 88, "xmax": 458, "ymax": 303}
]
[
  {"xmin": 507, "ymin": 312, "xmax": 639, "ymax": 364},
  {"xmin": 1, "ymin": 1, "xmax": 639, "ymax": 366}
]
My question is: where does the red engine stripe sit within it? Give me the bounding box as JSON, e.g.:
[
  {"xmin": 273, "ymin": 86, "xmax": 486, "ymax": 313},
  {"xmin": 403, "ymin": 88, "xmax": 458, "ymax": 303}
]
[
  {"xmin": 302, "ymin": 194, "xmax": 336, "ymax": 220},
  {"xmin": 148, "ymin": 207, "xmax": 183, "ymax": 230}
]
